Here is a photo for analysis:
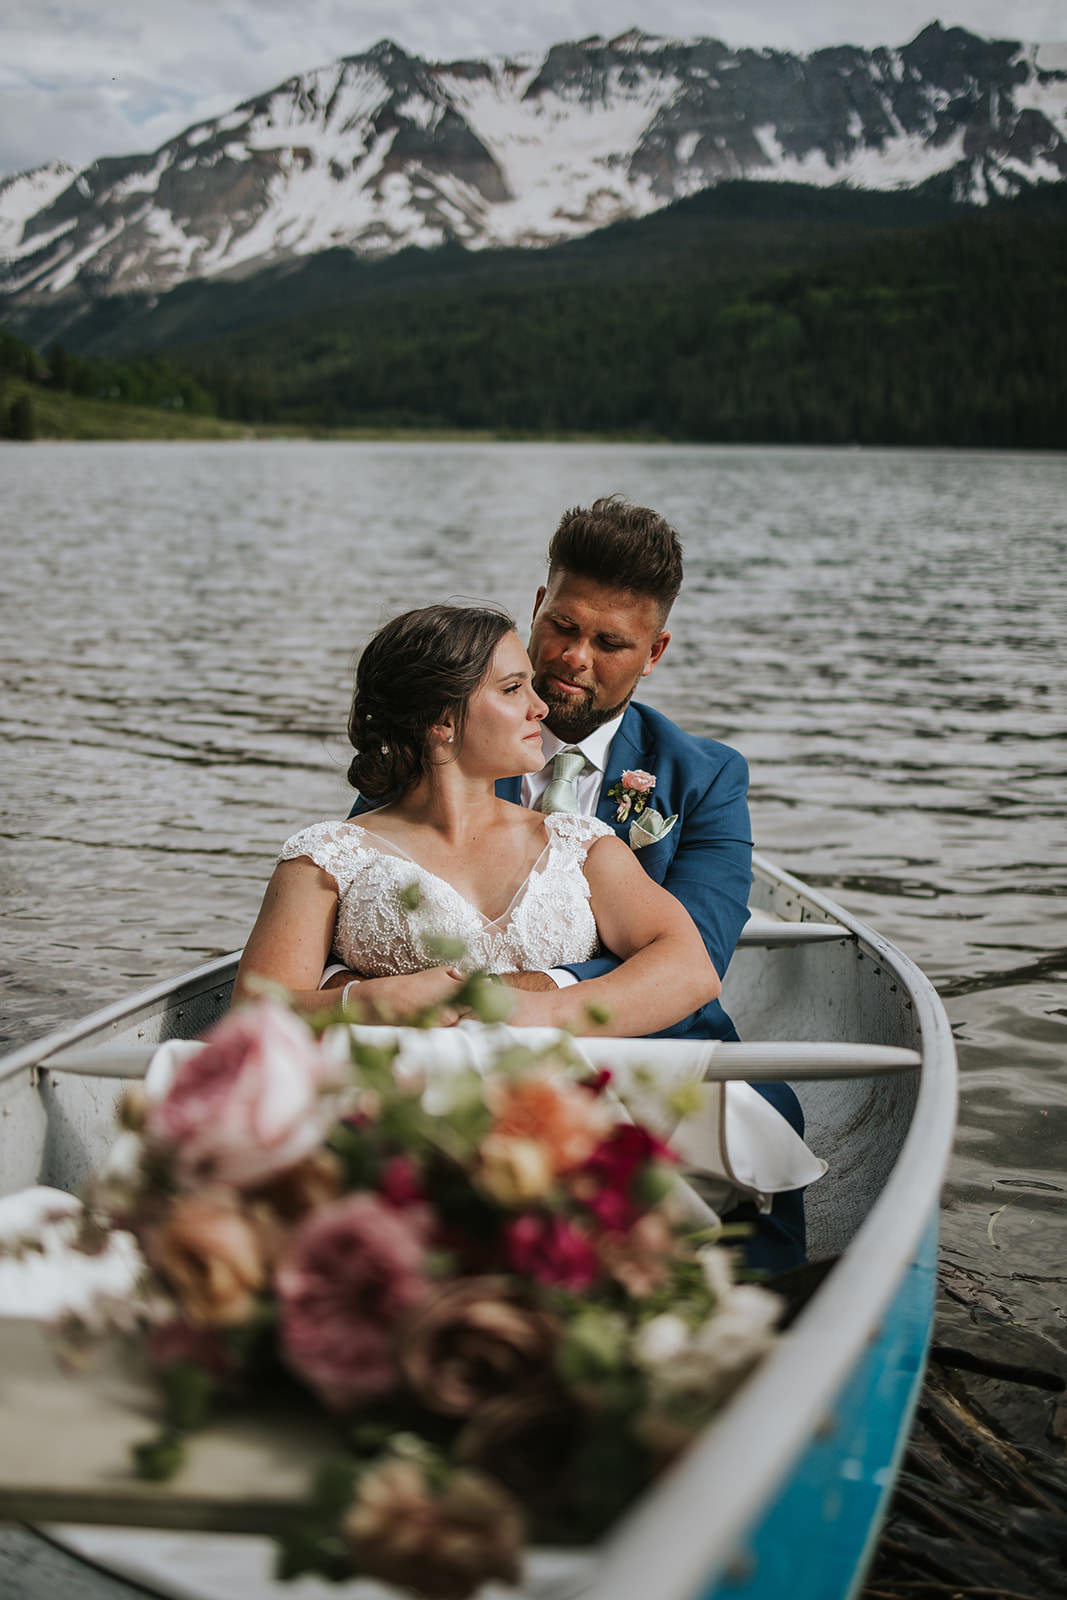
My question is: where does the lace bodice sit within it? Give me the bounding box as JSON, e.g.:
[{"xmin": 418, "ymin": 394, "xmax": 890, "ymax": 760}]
[{"xmin": 277, "ymin": 812, "xmax": 614, "ymax": 975}]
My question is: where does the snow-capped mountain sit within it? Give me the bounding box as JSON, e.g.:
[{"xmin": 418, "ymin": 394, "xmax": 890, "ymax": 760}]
[{"xmin": 2, "ymin": 24, "xmax": 1065, "ymax": 304}]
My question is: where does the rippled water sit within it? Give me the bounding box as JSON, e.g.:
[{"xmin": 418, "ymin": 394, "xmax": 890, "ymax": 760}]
[{"xmin": 2, "ymin": 439, "xmax": 1065, "ymax": 1355}]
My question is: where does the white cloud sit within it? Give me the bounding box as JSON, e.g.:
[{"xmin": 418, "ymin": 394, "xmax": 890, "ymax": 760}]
[{"xmin": 2, "ymin": 1, "xmax": 1064, "ymax": 178}]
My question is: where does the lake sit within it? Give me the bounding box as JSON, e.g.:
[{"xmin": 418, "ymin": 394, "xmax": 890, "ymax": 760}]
[{"xmin": 2, "ymin": 436, "xmax": 1065, "ymax": 1407}]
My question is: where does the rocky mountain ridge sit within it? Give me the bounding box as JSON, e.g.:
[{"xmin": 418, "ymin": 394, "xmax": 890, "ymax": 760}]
[{"xmin": 2, "ymin": 23, "xmax": 1065, "ymax": 306}]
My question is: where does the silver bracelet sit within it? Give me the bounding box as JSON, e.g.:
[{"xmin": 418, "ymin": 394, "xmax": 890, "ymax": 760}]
[{"xmin": 341, "ymin": 978, "xmax": 359, "ymax": 1010}]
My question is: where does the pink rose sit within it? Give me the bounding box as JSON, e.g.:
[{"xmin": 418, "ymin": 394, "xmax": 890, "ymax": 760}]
[
  {"xmin": 505, "ymin": 1213, "xmax": 600, "ymax": 1291},
  {"xmin": 147, "ymin": 1001, "xmax": 337, "ymax": 1189},
  {"xmin": 277, "ymin": 1193, "xmax": 430, "ymax": 1410},
  {"xmin": 620, "ymin": 769, "xmax": 656, "ymax": 793}
]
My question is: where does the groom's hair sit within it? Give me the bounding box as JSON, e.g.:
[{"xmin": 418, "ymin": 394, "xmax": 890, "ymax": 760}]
[
  {"xmin": 547, "ymin": 495, "xmax": 683, "ymax": 618},
  {"xmin": 348, "ymin": 604, "xmax": 514, "ymax": 798}
]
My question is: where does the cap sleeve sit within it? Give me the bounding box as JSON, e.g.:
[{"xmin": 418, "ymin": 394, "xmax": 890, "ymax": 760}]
[
  {"xmin": 543, "ymin": 812, "xmax": 615, "ymax": 862},
  {"xmin": 276, "ymin": 820, "xmax": 365, "ymax": 896}
]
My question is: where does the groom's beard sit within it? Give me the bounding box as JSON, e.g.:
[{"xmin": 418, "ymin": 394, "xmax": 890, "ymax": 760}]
[{"xmin": 533, "ymin": 676, "xmax": 634, "ymax": 743}]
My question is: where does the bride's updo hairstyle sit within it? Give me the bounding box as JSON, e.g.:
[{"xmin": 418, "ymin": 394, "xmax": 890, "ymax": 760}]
[{"xmin": 348, "ymin": 604, "xmax": 515, "ymax": 798}]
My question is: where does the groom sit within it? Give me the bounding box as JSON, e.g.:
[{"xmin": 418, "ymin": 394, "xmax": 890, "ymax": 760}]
[
  {"xmin": 500, "ymin": 494, "xmax": 805, "ymax": 1271},
  {"xmin": 498, "ymin": 494, "xmax": 749, "ymax": 1048}
]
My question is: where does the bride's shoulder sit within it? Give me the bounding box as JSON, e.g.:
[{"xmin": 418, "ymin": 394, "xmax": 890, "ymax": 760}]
[
  {"xmin": 543, "ymin": 813, "xmax": 615, "ymax": 848},
  {"xmin": 276, "ymin": 818, "xmax": 368, "ymax": 866}
]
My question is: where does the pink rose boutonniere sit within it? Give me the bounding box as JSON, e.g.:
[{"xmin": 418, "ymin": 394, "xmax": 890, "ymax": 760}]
[
  {"xmin": 606, "ymin": 768, "xmax": 678, "ymax": 850},
  {"xmin": 607, "ymin": 768, "xmax": 657, "ymax": 823}
]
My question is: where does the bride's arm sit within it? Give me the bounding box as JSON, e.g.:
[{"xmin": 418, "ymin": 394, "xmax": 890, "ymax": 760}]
[
  {"xmin": 234, "ymin": 858, "xmax": 347, "ymax": 1010},
  {"xmin": 233, "ymin": 860, "xmax": 462, "ymax": 1019},
  {"xmin": 506, "ymin": 836, "xmax": 720, "ymax": 1036}
]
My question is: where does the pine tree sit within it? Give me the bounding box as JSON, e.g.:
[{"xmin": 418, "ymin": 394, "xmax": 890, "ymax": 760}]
[{"xmin": 8, "ymin": 393, "xmax": 36, "ymax": 440}]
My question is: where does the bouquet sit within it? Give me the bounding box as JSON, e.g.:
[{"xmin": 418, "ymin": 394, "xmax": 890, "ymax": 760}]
[{"xmin": 83, "ymin": 990, "xmax": 782, "ymax": 1600}]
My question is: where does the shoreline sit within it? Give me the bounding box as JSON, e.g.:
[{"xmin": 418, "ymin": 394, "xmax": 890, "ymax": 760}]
[{"xmin": 6, "ymin": 384, "xmax": 1067, "ymax": 453}]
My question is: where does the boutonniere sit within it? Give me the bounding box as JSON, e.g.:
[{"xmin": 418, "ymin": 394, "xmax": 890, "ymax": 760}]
[
  {"xmin": 606, "ymin": 769, "xmax": 677, "ymax": 850},
  {"xmin": 607, "ymin": 768, "xmax": 657, "ymax": 823}
]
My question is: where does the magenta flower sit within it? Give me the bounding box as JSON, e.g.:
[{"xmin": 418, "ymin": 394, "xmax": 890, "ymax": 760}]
[
  {"xmin": 277, "ymin": 1193, "xmax": 430, "ymax": 1409},
  {"xmin": 378, "ymin": 1154, "xmax": 425, "ymax": 1209},
  {"xmin": 505, "ymin": 1213, "xmax": 600, "ymax": 1291},
  {"xmin": 583, "ymin": 1124, "xmax": 675, "ymax": 1191},
  {"xmin": 571, "ymin": 1123, "xmax": 677, "ymax": 1233}
]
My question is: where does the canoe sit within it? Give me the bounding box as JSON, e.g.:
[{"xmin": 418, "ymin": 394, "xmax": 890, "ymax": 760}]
[{"xmin": 0, "ymin": 852, "xmax": 957, "ymax": 1600}]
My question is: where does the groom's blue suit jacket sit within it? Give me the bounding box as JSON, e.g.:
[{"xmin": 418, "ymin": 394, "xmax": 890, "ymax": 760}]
[
  {"xmin": 497, "ymin": 700, "xmax": 752, "ymax": 1043},
  {"xmin": 350, "ymin": 700, "xmax": 752, "ymax": 1044}
]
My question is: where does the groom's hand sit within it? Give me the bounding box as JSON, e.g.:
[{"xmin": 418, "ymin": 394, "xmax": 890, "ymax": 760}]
[{"xmin": 498, "ymin": 971, "xmax": 556, "ymax": 991}]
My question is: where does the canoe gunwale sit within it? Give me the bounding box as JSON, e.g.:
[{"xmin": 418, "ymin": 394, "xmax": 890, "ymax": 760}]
[
  {"xmin": 586, "ymin": 854, "xmax": 957, "ymax": 1600},
  {"xmin": 0, "ymin": 954, "xmax": 238, "ymax": 1088}
]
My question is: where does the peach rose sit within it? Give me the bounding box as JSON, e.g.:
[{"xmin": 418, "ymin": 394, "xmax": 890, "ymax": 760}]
[
  {"xmin": 144, "ymin": 1190, "xmax": 266, "ymax": 1327},
  {"xmin": 147, "ymin": 1000, "xmax": 338, "ymax": 1190},
  {"xmin": 475, "ymin": 1134, "xmax": 555, "ymax": 1206},
  {"xmin": 486, "ymin": 1072, "xmax": 611, "ymax": 1177},
  {"xmin": 596, "ymin": 1209, "xmax": 675, "ymax": 1298}
]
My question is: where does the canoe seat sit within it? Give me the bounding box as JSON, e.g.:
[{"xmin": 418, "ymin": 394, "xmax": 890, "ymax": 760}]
[
  {"xmin": 43, "ymin": 1038, "xmax": 920, "ymax": 1084},
  {"xmin": 737, "ymin": 911, "xmax": 850, "ymax": 946}
]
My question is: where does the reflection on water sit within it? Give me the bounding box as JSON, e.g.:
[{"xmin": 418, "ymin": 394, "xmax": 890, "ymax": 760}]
[{"xmin": 1, "ymin": 439, "xmax": 1065, "ymax": 1348}]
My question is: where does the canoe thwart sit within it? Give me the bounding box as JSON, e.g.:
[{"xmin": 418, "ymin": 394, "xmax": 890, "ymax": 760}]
[
  {"xmin": 41, "ymin": 1039, "xmax": 921, "ymax": 1083},
  {"xmin": 737, "ymin": 915, "xmax": 851, "ymax": 946}
]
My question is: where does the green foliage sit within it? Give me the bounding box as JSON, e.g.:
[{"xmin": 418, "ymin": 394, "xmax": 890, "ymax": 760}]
[
  {"xmin": 0, "ymin": 321, "xmax": 215, "ymax": 418},
  {"xmin": 132, "ymin": 1427, "xmax": 185, "ymax": 1481},
  {"xmin": 163, "ymin": 189, "xmax": 1067, "ymax": 448},
  {"xmin": 0, "ymin": 326, "xmax": 44, "ymax": 380},
  {"xmin": 6, "ymin": 391, "xmax": 35, "ymax": 440},
  {"xmin": 158, "ymin": 1359, "xmax": 217, "ymax": 1431}
]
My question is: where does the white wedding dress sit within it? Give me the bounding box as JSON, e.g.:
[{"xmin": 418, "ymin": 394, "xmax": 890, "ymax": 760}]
[{"xmin": 277, "ymin": 811, "xmax": 613, "ymax": 975}]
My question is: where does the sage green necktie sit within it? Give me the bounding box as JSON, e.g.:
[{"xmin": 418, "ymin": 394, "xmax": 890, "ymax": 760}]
[{"xmin": 538, "ymin": 748, "xmax": 587, "ymax": 815}]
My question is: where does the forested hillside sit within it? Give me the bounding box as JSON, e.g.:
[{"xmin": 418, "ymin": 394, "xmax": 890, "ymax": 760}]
[{"xmin": 5, "ymin": 182, "xmax": 1065, "ymax": 447}]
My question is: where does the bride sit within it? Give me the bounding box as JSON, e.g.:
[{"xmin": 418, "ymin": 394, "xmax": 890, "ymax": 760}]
[{"xmin": 235, "ymin": 604, "xmax": 719, "ymax": 1035}]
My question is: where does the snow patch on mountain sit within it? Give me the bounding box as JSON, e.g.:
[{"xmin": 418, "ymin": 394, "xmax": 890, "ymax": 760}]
[
  {"xmin": 1, "ymin": 26, "xmax": 1065, "ymax": 305},
  {"xmin": 0, "ymin": 162, "xmax": 77, "ymax": 254}
]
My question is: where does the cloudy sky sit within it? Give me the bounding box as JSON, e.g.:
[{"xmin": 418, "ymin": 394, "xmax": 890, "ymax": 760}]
[{"xmin": 3, "ymin": 2, "xmax": 1064, "ymax": 180}]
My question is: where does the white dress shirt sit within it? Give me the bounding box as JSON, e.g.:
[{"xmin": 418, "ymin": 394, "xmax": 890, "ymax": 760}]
[
  {"xmin": 523, "ymin": 713, "xmax": 625, "ymax": 987},
  {"xmin": 522, "ymin": 713, "xmax": 624, "ymax": 813}
]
